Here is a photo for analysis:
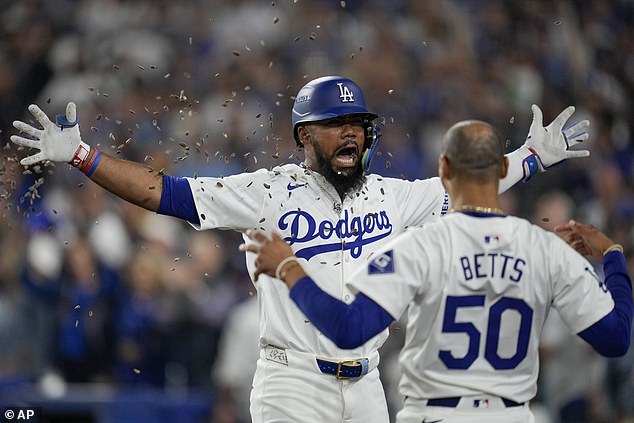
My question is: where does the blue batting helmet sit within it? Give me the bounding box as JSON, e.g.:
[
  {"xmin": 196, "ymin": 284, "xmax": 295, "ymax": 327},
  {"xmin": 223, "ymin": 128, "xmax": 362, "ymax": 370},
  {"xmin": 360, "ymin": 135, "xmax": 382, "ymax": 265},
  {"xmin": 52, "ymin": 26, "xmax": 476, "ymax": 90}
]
[
  {"xmin": 292, "ymin": 76, "xmax": 378, "ymax": 144},
  {"xmin": 292, "ymin": 76, "xmax": 381, "ymax": 170}
]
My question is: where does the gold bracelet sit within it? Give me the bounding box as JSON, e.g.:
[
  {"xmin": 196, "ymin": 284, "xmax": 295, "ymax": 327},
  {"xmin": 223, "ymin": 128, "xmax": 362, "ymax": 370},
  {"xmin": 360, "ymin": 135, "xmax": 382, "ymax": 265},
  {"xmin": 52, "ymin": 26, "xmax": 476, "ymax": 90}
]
[
  {"xmin": 275, "ymin": 257, "xmax": 299, "ymax": 280},
  {"xmin": 602, "ymin": 244, "xmax": 624, "ymax": 256},
  {"xmin": 279, "ymin": 262, "xmax": 300, "ymax": 282}
]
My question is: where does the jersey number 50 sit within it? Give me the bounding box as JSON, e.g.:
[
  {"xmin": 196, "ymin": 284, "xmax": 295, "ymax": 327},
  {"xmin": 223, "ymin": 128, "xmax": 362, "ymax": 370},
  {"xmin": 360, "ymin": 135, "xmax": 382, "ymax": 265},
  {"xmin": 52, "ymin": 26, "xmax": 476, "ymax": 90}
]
[{"xmin": 439, "ymin": 295, "xmax": 533, "ymax": 370}]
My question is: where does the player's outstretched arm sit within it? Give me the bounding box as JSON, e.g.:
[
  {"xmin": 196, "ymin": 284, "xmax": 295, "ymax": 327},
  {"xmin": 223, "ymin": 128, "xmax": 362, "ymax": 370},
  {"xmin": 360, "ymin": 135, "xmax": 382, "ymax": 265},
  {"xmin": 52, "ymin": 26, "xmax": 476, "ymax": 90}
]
[
  {"xmin": 86, "ymin": 153, "xmax": 163, "ymax": 211},
  {"xmin": 11, "ymin": 103, "xmax": 163, "ymax": 211},
  {"xmin": 499, "ymin": 104, "xmax": 590, "ymax": 193},
  {"xmin": 555, "ymin": 220, "xmax": 633, "ymax": 357}
]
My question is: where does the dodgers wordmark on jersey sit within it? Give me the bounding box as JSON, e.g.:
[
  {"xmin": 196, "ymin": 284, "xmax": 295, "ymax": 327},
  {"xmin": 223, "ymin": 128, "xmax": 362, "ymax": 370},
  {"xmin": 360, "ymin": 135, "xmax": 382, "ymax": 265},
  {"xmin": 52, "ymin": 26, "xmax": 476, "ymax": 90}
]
[
  {"xmin": 348, "ymin": 212, "xmax": 615, "ymax": 403},
  {"xmin": 185, "ymin": 163, "xmax": 448, "ymax": 359}
]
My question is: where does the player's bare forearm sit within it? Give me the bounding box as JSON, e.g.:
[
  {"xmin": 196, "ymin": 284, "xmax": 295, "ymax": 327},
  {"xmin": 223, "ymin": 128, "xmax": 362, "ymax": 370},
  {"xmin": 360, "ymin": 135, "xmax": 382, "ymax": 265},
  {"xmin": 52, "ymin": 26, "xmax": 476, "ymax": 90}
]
[{"xmin": 89, "ymin": 152, "xmax": 163, "ymax": 211}]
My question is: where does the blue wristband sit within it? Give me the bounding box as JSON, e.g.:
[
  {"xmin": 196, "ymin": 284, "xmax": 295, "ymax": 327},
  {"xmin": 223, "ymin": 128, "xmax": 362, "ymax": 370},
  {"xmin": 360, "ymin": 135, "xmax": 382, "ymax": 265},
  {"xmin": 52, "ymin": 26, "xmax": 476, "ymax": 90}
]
[
  {"xmin": 522, "ymin": 154, "xmax": 540, "ymax": 182},
  {"xmin": 84, "ymin": 150, "xmax": 102, "ymax": 177}
]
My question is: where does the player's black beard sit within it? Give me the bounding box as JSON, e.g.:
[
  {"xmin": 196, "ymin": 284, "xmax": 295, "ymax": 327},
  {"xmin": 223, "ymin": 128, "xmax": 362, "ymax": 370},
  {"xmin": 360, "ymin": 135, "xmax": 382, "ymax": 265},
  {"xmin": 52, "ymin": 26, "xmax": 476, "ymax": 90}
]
[{"xmin": 314, "ymin": 143, "xmax": 366, "ymax": 200}]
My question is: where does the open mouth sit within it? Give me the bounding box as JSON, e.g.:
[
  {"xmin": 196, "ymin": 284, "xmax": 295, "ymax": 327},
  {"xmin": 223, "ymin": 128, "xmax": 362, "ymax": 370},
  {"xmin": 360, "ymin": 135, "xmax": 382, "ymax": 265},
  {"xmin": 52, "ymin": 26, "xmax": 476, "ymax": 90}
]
[{"xmin": 333, "ymin": 145, "xmax": 359, "ymax": 168}]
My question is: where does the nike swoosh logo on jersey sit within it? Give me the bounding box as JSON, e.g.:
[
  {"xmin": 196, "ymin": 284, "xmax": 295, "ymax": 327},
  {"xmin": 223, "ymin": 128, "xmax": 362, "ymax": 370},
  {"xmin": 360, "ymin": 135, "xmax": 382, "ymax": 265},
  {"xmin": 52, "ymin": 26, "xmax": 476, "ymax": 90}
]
[
  {"xmin": 287, "ymin": 183, "xmax": 307, "ymax": 190},
  {"xmin": 421, "ymin": 419, "xmax": 443, "ymax": 423}
]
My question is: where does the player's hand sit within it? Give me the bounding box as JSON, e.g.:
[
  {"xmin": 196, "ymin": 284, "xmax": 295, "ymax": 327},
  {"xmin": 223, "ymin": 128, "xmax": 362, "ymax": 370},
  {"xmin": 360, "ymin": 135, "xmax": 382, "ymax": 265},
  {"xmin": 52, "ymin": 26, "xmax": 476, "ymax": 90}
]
[
  {"xmin": 11, "ymin": 102, "xmax": 87, "ymax": 166},
  {"xmin": 524, "ymin": 104, "xmax": 590, "ymax": 171},
  {"xmin": 554, "ymin": 220, "xmax": 617, "ymax": 262},
  {"xmin": 239, "ymin": 230, "xmax": 295, "ymax": 281}
]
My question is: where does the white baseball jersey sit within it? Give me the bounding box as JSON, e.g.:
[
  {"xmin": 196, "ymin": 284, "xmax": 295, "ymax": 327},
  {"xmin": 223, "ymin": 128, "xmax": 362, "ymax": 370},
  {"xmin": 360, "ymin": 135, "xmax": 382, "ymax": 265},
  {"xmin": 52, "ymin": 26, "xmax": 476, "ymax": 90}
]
[
  {"xmin": 186, "ymin": 163, "xmax": 448, "ymax": 359},
  {"xmin": 347, "ymin": 212, "xmax": 615, "ymax": 403}
]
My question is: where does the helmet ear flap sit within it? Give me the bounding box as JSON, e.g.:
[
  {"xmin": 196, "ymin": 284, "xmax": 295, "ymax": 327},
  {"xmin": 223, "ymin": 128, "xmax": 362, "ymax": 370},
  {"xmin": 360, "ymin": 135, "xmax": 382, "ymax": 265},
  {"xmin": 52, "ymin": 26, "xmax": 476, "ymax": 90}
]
[{"xmin": 362, "ymin": 125, "xmax": 381, "ymax": 171}]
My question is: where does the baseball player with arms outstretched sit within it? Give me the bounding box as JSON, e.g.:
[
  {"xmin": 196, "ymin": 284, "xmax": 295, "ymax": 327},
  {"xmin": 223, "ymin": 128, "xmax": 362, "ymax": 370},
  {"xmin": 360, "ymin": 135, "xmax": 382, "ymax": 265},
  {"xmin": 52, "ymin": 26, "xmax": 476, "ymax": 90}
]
[
  {"xmin": 245, "ymin": 120, "xmax": 633, "ymax": 423},
  {"xmin": 13, "ymin": 76, "xmax": 591, "ymax": 422}
]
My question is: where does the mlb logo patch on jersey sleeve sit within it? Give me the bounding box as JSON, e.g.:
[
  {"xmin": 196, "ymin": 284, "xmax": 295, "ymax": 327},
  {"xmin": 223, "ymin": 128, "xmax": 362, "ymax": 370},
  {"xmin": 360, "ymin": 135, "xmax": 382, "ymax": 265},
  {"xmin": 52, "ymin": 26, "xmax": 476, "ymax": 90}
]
[{"xmin": 368, "ymin": 250, "xmax": 394, "ymax": 274}]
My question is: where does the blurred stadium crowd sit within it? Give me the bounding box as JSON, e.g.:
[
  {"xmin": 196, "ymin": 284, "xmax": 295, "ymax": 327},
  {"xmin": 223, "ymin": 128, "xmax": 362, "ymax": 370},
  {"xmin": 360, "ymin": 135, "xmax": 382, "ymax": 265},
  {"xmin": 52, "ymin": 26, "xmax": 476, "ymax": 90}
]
[{"xmin": 0, "ymin": 1, "xmax": 631, "ymax": 422}]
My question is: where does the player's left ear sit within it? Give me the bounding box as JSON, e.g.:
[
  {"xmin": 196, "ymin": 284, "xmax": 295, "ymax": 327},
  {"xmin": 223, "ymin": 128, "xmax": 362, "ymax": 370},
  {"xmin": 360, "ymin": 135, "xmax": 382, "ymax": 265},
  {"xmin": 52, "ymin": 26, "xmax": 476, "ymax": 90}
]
[
  {"xmin": 297, "ymin": 126, "xmax": 312, "ymax": 148},
  {"xmin": 439, "ymin": 155, "xmax": 452, "ymax": 180},
  {"xmin": 439, "ymin": 154, "xmax": 453, "ymax": 192},
  {"xmin": 500, "ymin": 156, "xmax": 509, "ymax": 179}
]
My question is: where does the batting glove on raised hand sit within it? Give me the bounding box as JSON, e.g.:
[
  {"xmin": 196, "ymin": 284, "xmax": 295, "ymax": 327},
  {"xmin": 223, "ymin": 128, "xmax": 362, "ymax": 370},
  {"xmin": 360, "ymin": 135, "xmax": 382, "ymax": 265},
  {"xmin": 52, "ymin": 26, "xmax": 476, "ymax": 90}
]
[
  {"xmin": 11, "ymin": 102, "xmax": 90, "ymax": 167},
  {"xmin": 520, "ymin": 104, "xmax": 590, "ymax": 181}
]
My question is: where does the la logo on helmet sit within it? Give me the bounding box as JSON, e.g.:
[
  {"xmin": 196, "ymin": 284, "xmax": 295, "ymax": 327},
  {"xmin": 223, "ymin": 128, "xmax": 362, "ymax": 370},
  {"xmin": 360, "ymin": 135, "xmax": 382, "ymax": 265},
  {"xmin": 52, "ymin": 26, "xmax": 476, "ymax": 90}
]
[{"xmin": 337, "ymin": 83, "xmax": 355, "ymax": 102}]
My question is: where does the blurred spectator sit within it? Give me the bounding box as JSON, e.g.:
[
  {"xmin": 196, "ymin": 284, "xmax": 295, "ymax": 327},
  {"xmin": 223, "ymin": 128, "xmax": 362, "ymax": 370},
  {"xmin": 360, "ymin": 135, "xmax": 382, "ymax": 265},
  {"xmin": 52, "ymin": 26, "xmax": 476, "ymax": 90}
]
[
  {"xmin": 55, "ymin": 236, "xmax": 121, "ymax": 383},
  {"xmin": 162, "ymin": 231, "xmax": 244, "ymax": 391},
  {"xmin": 20, "ymin": 231, "xmax": 64, "ymax": 379},
  {"xmin": 540, "ymin": 311, "xmax": 610, "ymax": 423},
  {"xmin": 212, "ymin": 295, "xmax": 258, "ymax": 423},
  {"xmin": 0, "ymin": 227, "xmax": 35, "ymax": 386},
  {"xmin": 114, "ymin": 246, "xmax": 169, "ymax": 387}
]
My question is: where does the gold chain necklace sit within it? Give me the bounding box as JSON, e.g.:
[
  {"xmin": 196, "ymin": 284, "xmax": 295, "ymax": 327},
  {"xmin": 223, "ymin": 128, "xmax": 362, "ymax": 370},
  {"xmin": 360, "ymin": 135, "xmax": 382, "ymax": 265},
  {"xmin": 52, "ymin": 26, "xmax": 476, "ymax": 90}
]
[{"xmin": 449, "ymin": 205, "xmax": 506, "ymax": 216}]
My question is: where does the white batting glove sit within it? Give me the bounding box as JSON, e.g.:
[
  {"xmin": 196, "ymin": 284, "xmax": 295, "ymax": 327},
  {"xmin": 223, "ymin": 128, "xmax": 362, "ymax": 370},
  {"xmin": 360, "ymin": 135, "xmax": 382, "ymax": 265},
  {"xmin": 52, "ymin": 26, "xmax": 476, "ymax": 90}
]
[
  {"xmin": 11, "ymin": 102, "xmax": 91, "ymax": 167},
  {"xmin": 520, "ymin": 104, "xmax": 590, "ymax": 181}
]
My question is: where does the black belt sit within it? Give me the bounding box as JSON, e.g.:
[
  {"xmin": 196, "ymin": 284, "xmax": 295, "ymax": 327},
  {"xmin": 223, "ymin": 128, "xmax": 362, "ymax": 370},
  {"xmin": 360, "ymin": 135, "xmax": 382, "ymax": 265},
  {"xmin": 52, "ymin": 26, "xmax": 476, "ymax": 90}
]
[
  {"xmin": 427, "ymin": 397, "xmax": 524, "ymax": 408},
  {"xmin": 316, "ymin": 358, "xmax": 369, "ymax": 379}
]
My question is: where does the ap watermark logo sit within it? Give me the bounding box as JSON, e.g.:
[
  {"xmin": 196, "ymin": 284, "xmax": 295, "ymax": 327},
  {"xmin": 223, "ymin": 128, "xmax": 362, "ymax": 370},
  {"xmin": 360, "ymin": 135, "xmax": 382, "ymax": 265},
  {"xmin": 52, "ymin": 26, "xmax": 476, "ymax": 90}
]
[{"xmin": 2, "ymin": 408, "xmax": 40, "ymax": 422}]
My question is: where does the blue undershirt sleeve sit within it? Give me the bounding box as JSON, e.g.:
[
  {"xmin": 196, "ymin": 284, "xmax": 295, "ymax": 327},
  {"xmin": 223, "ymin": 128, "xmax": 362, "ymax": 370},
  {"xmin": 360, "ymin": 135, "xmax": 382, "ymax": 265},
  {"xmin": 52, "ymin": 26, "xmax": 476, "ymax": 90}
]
[
  {"xmin": 289, "ymin": 276, "xmax": 395, "ymax": 349},
  {"xmin": 578, "ymin": 251, "xmax": 633, "ymax": 357},
  {"xmin": 157, "ymin": 175, "xmax": 200, "ymax": 225}
]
